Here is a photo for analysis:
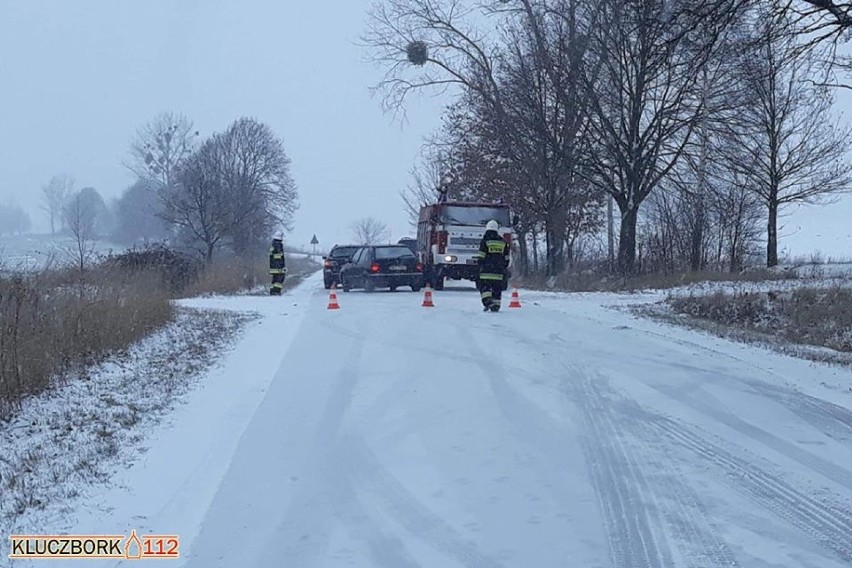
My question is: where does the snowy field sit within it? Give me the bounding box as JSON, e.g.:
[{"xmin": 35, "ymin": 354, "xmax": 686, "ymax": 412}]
[
  {"xmin": 2, "ymin": 272, "xmax": 852, "ymax": 567},
  {"xmin": 0, "ymin": 234, "xmax": 126, "ymax": 273}
]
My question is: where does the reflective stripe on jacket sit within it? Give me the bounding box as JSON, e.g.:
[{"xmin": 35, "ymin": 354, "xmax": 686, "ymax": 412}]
[
  {"xmin": 269, "ymin": 245, "xmax": 287, "ymax": 274},
  {"xmin": 476, "ymin": 230, "xmax": 509, "ymax": 281}
]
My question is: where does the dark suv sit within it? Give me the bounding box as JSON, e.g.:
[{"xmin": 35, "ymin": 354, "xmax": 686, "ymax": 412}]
[
  {"xmin": 322, "ymin": 244, "xmax": 361, "ymax": 289},
  {"xmin": 339, "ymin": 245, "xmax": 424, "ymax": 293},
  {"xmin": 397, "ymin": 237, "xmax": 417, "ymax": 254}
]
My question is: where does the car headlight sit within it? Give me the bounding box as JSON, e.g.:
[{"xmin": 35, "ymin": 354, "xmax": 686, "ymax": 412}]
[{"xmin": 444, "ymin": 255, "xmax": 457, "ymax": 262}]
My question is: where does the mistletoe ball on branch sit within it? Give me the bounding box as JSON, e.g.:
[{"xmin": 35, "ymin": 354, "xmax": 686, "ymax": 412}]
[{"xmin": 406, "ymin": 41, "xmax": 429, "ymax": 66}]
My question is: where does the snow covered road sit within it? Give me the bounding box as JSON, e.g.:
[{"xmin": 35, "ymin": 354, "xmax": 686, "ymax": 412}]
[{"xmin": 40, "ymin": 271, "xmax": 852, "ymax": 568}]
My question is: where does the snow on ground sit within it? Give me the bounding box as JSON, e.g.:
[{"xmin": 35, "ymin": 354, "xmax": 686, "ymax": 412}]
[
  {"xmin": 4, "ymin": 272, "xmax": 852, "ymax": 567},
  {"xmin": 0, "ymin": 234, "xmax": 125, "ymax": 273},
  {"xmin": 662, "ymin": 275, "xmax": 852, "ymax": 299},
  {"xmin": 0, "ymin": 308, "xmax": 258, "ymax": 563}
]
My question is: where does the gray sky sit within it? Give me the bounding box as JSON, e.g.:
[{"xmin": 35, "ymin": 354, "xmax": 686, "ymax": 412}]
[
  {"xmin": 0, "ymin": 1, "xmax": 850, "ymax": 260},
  {"xmin": 0, "ymin": 0, "xmax": 445, "ymax": 250}
]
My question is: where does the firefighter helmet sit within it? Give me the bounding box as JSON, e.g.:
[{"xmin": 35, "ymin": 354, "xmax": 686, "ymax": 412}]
[{"xmin": 486, "ymin": 220, "xmax": 499, "ymax": 231}]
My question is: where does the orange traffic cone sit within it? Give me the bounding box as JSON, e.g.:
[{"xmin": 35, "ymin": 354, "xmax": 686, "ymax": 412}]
[
  {"xmin": 327, "ymin": 285, "xmax": 340, "ymax": 310},
  {"xmin": 508, "ymin": 286, "xmax": 522, "ymax": 308},
  {"xmin": 422, "ymin": 285, "xmax": 435, "ymax": 307}
]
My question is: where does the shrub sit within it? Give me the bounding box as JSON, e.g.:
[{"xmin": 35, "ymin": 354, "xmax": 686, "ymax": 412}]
[{"xmin": 102, "ymin": 244, "xmax": 202, "ymax": 295}]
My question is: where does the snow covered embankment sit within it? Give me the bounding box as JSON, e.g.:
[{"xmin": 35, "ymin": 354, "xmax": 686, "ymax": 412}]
[{"xmin": 0, "ymin": 306, "xmax": 257, "ymax": 541}]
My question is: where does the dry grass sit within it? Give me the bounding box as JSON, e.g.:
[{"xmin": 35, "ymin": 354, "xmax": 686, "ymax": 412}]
[
  {"xmin": 186, "ymin": 254, "xmax": 320, "ymax": 296},
  {"xmin": 0, "ymin": 266, "xmax": 173, "ymax": 419},
  {"xmin": 0, "ymin": 248, "xmax": 319, "ymax": 418},
  {"xmin": 0, "ymin": 307, "xmax": 257, "ymax": 528},
  {"xmin": 667, "ymin": 286, "xmax": 852, "ymax": 353}
]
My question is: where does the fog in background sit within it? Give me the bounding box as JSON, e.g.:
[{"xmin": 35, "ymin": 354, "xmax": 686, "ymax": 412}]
[{"xmin": 1, "ymin": 1, "xmax": 850, "ymax": 258}]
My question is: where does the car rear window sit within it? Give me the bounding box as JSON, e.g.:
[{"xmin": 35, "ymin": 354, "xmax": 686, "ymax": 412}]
[
  {"xmin": 331, "ymin": 246, "xmax": 359, "ymax": 258},
  {"xmin": 374, "ymin": 246, "xmax": 415, "ymax": 259}
]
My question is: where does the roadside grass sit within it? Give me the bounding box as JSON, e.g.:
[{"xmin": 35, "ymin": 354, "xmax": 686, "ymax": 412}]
[
  {"xmin": 666, "ymin": 286, "xmax": 852, "ymax": 354},
  {"xmin": 0, "ymin": 266, "xmax": 173, "ymax": 420},
  {"xmin": 630, "ymin": 286, "xmax": 852, "ymax": 369},
  {"xmin": 0, "ymin": 307, "xmax": 257, "ymax": 531},
  {"xmin": 186, "ymin": 254, "xmax": 319, "ymax": 296},
  {"xmin": 514, "ymin": 267, "xmax": 795, "ymax": 293},
  {"xmin": 1, "ymin": 249, "xmax": 320, "ymax": 418},
  {"xmin": 0, "ymin": 244, "xmax": 320, "ymax": 530}
]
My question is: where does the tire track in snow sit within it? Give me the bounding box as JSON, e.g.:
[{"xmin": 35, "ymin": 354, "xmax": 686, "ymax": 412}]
[
  {"xmin": 567, "ymin": 372, "xmax": 741, "ymax": 568},
  {"xmin": 474, "ymin": 317, "xmax": 739, "ymax": 567},
  {"xmin": 316, "ymin": 314, "xmax": 506, "ymax": 567},
  {"xmin": 501, "ymin": 294, "xmax": 852, "ymax": 563},
  {"xmin": 458, "ymin": 325, "xmax": 679, "ymax": 567},
  {"xmin": 454, "ymin": 325, "xmax": 588, "ymax": 505},
  {"xmin": 325, "ymin": 446, "xmax": 422, "ymax": 568},
  {"xmin": 649, "ymin": 415, "xmax": 852, "ymax": 563},
  {"xmin": 318, "ymin": 314, "xmax": 533, "ymax": 379},
  {"xmin": 566, "ymin": 373, "xmax": 675, "ymax": 568},
  {"xmin": 256, "ymin": 334, "xmax": 392, "ymax": 566},
  {"xmin": 341, "ymin": 433, "xmax": 509, "ymax": 568},
  {"xmin": 655, "ymin": 358, "xmax": 852, "ymax": 444},
  {"xmin": 743, "ymin": 380, "xmax": 852, "ymax": 442},
  {"xmin": 650, "ymin": 383, "xmax": 852, "ymax": 492}
]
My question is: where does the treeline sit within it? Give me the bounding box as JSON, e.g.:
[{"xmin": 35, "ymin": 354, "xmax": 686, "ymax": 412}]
[
  {"xmin": 40, "ymin": 113, "xmax": 299, "ymax": 266},
  {"xmin": 0, "ymin": 203, "xmax": 31, "ymax": 235},
  {"xmin": 368, "ymin": 0, "xmax": 852, "ymax": 276}
]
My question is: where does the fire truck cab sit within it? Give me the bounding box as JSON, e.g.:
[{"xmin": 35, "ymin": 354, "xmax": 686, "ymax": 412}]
[{"xmin": 416, "ymin": 200, "xmax": 517, "ymax": 290}]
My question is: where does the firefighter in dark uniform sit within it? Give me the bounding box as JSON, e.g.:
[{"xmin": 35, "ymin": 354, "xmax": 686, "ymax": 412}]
[
  {"xmin": 475, "ymin": 220, "xmax": 510, "ymax": 312},
  {"xmin": 269, "ymin": 235, "xmax": 287, "ymax": 295}
]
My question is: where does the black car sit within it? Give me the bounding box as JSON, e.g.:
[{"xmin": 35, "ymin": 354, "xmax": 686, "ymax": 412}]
[
  {"xmin": 339, "ymin": 245, "xmax": 424, "ymax": 293},
  {"xmin": 322, "ymin": 244, "xmax": 361, "ymax": 289}
]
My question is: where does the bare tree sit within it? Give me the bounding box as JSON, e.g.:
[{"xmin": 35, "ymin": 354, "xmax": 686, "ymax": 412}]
[
  {"xmin": 128, "ymin": 112, "xmax": 200, "ymax": 190},
  {"xmin": 711, "ymin": 175, "xmax": 764, "ymax": 272},
  {"xmin": 63, "ymin": 191, "xmax": 99, "ymax": 272},
  {"xmin": 215, "ymin": 117, "xmax": 299, "ymax": 254},
  {"xmin": 40, "ymin": 175, "xmax": 74, "ymax": 234},
  {"xmin": 368, "ymin": 0, "xmax": 603, "ymax": 275},
  {"xmin": 159, "ymin": 139, "xmax": 229, "ymax": 263},
  {"xmin": 723, "ymin": 8, "xmax": 852, "ymax": 267},
  {"xmin": 365, "ymin": 0, "xmax": 506, "ymax": 115},
  {"xmin": 401, "ymin": 145, "xmax": 448, "ymax": 227},
  {"xmin": 580, "ymin": 0, "xmax": 746, "ymax": 275},
  {"xmin": 351, "ymin": 217, "xmax": 390, "ymax": 245},
  {"xmin": 772, "ymin": 0, "xmax": 852, "ymax": 54}
]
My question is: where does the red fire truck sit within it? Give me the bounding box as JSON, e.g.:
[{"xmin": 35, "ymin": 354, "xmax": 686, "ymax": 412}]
[{"xmin": 416, "ymin": 200, "xmax": 518, "ymax": 290}]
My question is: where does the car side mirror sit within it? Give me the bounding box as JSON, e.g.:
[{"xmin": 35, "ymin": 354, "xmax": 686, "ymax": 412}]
[{"xmin": 512, "ymin": 214, "xmax": 520, "ymax": 226}]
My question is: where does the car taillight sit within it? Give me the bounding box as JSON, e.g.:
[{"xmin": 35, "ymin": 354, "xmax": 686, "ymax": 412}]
[
  {"xmin": 415, "ymin": 263, "xmax": 423, "ymax": 272},
  {"xmin": 370, "ymin": 263, "xmax": 380, "ymax": 273}
]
